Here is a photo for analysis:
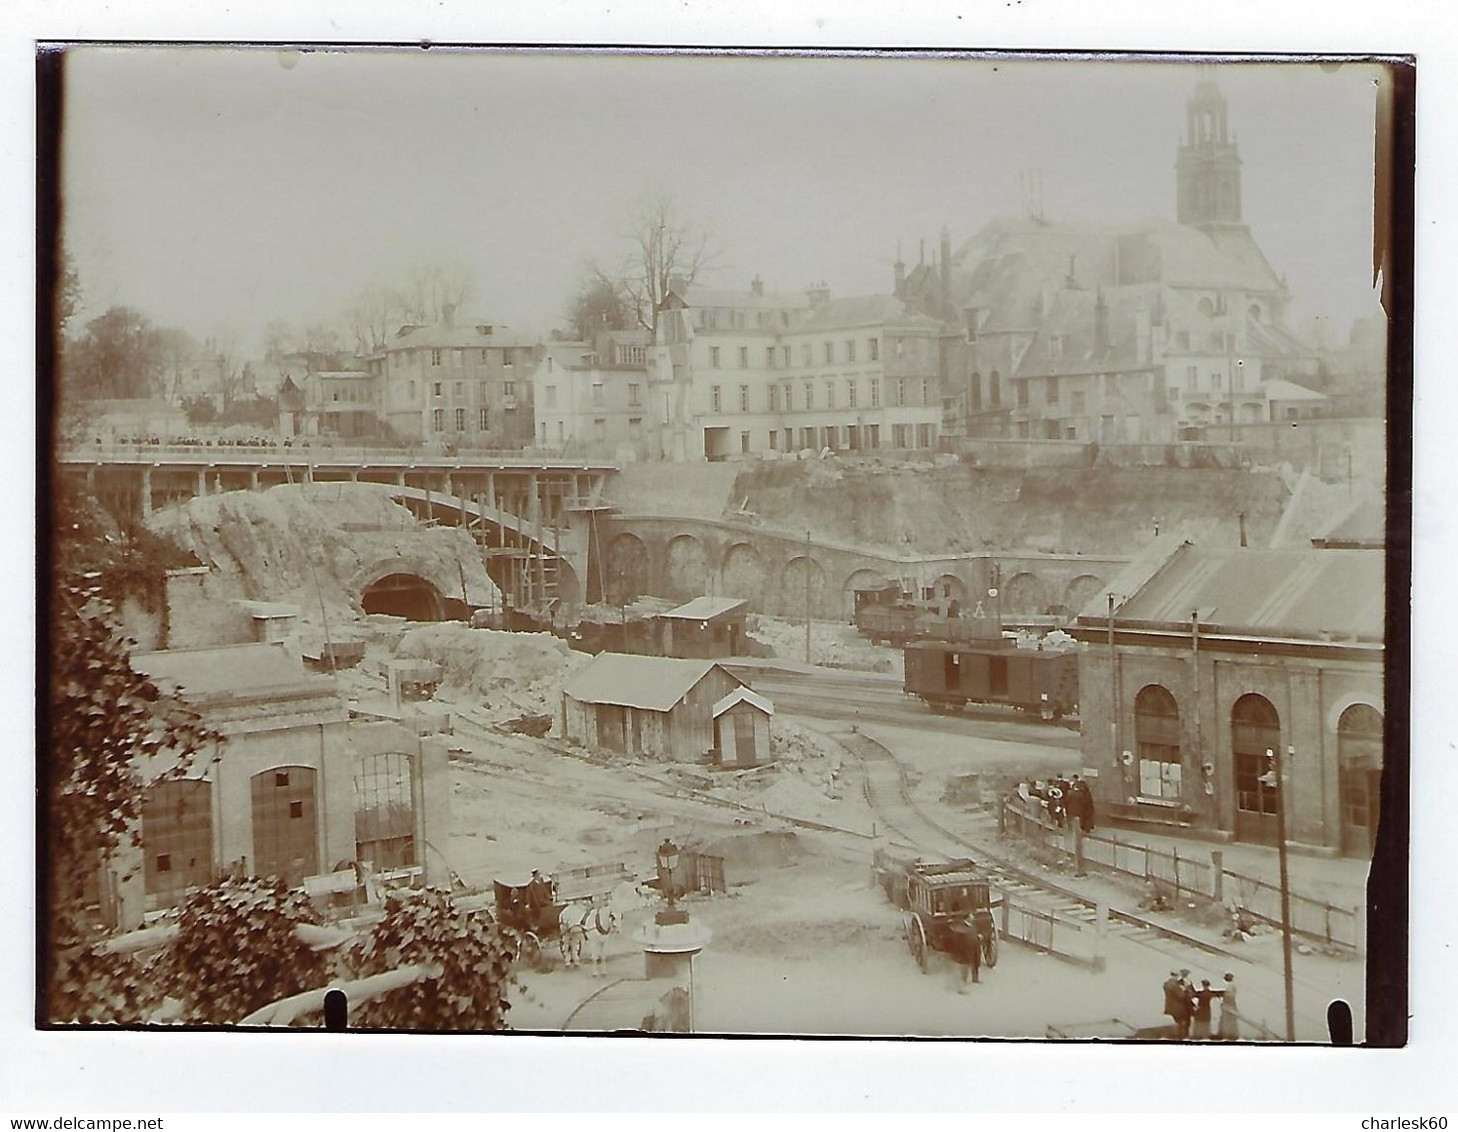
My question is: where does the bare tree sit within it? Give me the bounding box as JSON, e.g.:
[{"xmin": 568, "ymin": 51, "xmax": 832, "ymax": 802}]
[
  {"xmin": 208, "ymin": 327, "xmax": 248, "ymax": 412},
  {"xmin": 394, "ymin": 261, "xmax": 478, "ymax": 326},
  {"xmin": 343, "ymin": 283, "xmax": 400, "ymax": 354},
  {"xmin": 615, "ymin": 190, "xmax": 717, "ymax": 333}
]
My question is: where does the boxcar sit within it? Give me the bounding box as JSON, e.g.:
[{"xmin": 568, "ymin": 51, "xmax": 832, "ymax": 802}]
[{"xmin": 903, "ymin": 640, "xmax": 1080, "ymax": 720}]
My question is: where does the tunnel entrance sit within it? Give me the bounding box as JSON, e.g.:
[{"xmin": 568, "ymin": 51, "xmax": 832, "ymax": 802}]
[{"xmin": 361, "ymin": 573, "xmax": 447, "ymax": 621}]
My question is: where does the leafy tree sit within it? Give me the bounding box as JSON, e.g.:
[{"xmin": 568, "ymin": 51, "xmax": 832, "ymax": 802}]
[
  {"xmin": 566, "ymin": 271, "xmax": 635, "ymax": 341},
  {"xmin": 64, "ymin": 306, "xmax": 165, "ymax": 402},
  {"xmin": 347, "ymin": 888, "xmax": 517, "ymax": 1030},
  {"xmin": 44, "ymin": 486, "xmax": 216, "ymax": 1019},
  {"xmin": 152, "ymin": 877, "xmax": 333, "ymax": 1024},
  {"xmin": 181, "ymin": 395, "xmax": 218, "ymax": 426}
]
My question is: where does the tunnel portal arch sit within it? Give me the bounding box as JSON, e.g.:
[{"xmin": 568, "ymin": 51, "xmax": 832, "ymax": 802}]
[{"xmin": 361, "ymin": 573, "xmax": 448, "ymax": 621}]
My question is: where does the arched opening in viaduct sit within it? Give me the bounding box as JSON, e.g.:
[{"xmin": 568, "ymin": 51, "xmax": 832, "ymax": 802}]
[
  {"xmin": 605, "ymin": 533, "xmax": 651, "ymax": 606},
  {"xmin": 361, "ymin": 573, "xmax": 449, "ymax": 621},
  {"xmin": 1063, "ymin": 574, "xmax": 1107, "ymax": 616},
  {"xmin": 663, "ymin": 534, "xmax": 711, "ymax": 600},
  {"xmin": 782, "ymin": 555, "xmax": 828, "ymax": 619},
  {"xmin": 842, "ymin": 568, "xmax": 894, "ymax": 621},
  {"xmin": 1004, "ymin": 572, "xmax": 1048, "ymax": 618},
  {"xmin": 721, "ymin": 543, "xmax": 769, "ymax": 611}
]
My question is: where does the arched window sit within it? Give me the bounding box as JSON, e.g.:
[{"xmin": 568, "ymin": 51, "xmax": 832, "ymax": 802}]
[
  {"xmin": 1338, "ymin": 704, "xmax": 1383, "ymax": 855},
  {"xmin": 989, "ymin": 370, "xmax": 1001, "ymax": 408},
  {"xmin": 251, "ymin": 766, "xmax": 319, "ymax": 886},
  {"xmin": 142, "ymin": 779, "xmax": 213, "ymax": 907},
  {"xmin": 1231, "ymin": 694, "xmax": 1281, "ymax": 841},
  {"xmin": 969, "ymin": 371, "xmax": 982, "ymax": 413},
  {"xmin": 355, "ymin": 752, "xmax": 417, "ymax": 873},
  {"xmin": 1134, "ymin": 685, "xmax": 1182, "ymax": 799}
]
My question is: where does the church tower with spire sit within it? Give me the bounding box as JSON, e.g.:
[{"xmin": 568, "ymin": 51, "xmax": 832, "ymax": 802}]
[{"xmin": 1175, "ymin": 73, "xmax": 1243, "ymax": 229}]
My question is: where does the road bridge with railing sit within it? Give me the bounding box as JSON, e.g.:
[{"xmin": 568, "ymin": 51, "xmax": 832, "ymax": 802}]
[{"xmin": 56, "ymin": 441, "xmax": 617, "ymax": 524}]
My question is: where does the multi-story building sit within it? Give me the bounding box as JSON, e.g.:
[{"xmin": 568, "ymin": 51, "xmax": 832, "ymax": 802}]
[
  {"xmin": 648, "ymin": 277, "xmax": 942, "ymax": 461},
  {"xmin": 369, "ymin": 306, "xmax": 541, "ymax": 448},
  {"xmin": 531, "ymin": 330, "xmax": 652, "ymax": 458},
  {"xmin": 901, "ymin": 75, "xmax": 1322, "ymax": 444},
  {"xmin": 299, "ymin": 369, "xmax": 377, "ymax": 438}
]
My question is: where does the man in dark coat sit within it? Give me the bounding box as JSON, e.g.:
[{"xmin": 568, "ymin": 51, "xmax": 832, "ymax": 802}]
[
  {"xmin": 1163, "ymin": 969, "xmax": 1189, "ymax": 1038},
  {"xmin": 952, "ymin": 914, "xmax": 982, "ymax": 992},
  {"xmin": 1068, "ymin": 775, "xmax": 1096, "ymax": 832}
]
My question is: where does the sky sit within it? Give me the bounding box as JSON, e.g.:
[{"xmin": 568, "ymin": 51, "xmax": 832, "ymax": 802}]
[{"xmin": 60, "ymin": 49, "xmax": 1388, "ymax": 354}]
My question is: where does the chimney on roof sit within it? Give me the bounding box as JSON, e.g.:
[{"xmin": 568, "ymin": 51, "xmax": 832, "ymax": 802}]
[
  {"xmin": 1065, "ymin": 255, "xmax": 1078, "ymax": 290},
  {"xmin": 751, "ymin": 275, "xmax": 764, "ymax": 297},
  {"xmin": 1094, "ymin": 287, "xmax": 1110, "ymax": 355},
  {"xmin": 806, "ymin": 281, "xmax": 830, "ymax": 308},
  {"xmin": 442, "ymin": 303, "xmax": 456, "ymax": 329},
  {"xmin": 940, "ymin": 227, "xmax": 952, "ymax": 321}
]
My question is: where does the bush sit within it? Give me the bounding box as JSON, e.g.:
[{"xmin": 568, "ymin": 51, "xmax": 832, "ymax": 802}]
[
  {"xmin": 348, "ymin": 888, "xmax": 517, "ymax": 1030},
  {"xmin": 154, "ymin": 877, "xmax": 333, "ymax": 1024}
]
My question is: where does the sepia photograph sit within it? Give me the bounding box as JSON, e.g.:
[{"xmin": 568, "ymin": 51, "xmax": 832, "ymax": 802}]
[{"xmin": 38, "ymin": 44, "xmax": 1409, "ymax": 1048}]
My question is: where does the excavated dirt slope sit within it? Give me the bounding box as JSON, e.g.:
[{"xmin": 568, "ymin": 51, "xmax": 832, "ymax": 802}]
[{"xmin": 727, "ymin": 460, "xmax": 1300, "ymax": 555}]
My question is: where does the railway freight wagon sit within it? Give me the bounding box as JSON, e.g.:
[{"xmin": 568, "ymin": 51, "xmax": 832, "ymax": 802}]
[{"xmin": 903, "ymin": 640, "xmax": 1080, "ymax": 720}]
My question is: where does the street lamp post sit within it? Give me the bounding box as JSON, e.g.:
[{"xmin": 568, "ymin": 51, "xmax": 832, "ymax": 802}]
[
  {"xmin": 1262, "ymin": 746, "xmax": 1297, "ymax": 1042},
  {"xmin": 656, "ymin": 839, "xmax": 687, "ymax": 926}
]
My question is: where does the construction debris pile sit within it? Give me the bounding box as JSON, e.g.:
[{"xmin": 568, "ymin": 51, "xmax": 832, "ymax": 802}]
[
  {"xmin": 392, "ymin": 623, "xmax": 586, "ymax": 729},
  {"xmin": 746, "ymin": 615, "xmax": 901, "ymax": 675}
]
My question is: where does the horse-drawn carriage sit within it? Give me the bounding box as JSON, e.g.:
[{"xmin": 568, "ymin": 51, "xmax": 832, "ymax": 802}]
[
  {"xmin": 874, "ymin": 848, "xmax": 1001, "ymax": 973},
  {"xmin": 493, "ymin": 862, "xmax": 636, "ymax": 972}
]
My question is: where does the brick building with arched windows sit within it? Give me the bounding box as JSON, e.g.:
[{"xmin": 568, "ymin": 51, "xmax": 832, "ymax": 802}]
[{"xmin": 1070, "ymin": 540, "xmax": 1387, "ymax": 857}]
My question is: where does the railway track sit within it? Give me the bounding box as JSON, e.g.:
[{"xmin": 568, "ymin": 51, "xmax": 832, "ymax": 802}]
[{"xmin": 837, "ymin": 726, "xmax": 1247, "ymax": 963}]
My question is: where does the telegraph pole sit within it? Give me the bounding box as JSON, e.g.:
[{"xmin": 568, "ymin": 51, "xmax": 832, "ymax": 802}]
[
  {"xmin": 804, "ymin": 528, "xmax": 812, "ymax": 665},
  {"xmin": 1263, "ymin": 746, "xmax": 1297, "ymax": 1042}
]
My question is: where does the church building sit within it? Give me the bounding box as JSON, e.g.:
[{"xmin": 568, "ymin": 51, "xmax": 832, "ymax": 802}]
[{"xmin": 899, "ymin": 75, "xmax": 1321, "ymax": 445}]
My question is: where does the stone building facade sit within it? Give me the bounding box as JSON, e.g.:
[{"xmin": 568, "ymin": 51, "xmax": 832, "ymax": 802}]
[{"xmin": 1071, "ymin": 542, "xmax": 1385, "ymax": 857}]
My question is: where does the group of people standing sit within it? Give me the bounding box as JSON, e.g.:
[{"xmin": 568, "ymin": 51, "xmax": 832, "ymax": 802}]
[
  {"xmin": 1162, "ymin": 968, "xmax": 1240, "ymax": 1040},
  {"xmin": 1019, "ymin": 774, "xmax": 1097, "ymax": 832}
]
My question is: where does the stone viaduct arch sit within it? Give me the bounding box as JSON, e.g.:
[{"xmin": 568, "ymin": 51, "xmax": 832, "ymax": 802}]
[
  {"xmin": 663, "ymin": 534, "xmax": 711, "ymax": 600},
  {"xmin": 722, "ymin": 543, "xmax": 770, "ymax": 610}
]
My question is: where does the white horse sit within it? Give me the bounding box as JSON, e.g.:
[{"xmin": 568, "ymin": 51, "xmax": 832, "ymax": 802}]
[
  {"xmin": 557, "ymin": 901, "xmax": 590, "ymax": 968},
  {"xmin": 581, "ymin": 897, "xmax": 620, "ymax": 978}
]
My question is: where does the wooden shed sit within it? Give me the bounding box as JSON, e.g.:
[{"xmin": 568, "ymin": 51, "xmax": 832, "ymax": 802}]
[
  {"xmin": 658, "ymin": 596, "xmax": 749, "ymax": 659},
  {"xmin": 712, "ymin": 687, "xmax": 774, "ymax": 768},
  {"xmin": 562, "ymin": 653, "xmax": 746, "ymax": 761}
]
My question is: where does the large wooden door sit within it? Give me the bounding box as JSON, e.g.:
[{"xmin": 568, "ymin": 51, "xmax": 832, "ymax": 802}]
[
  {"xmin": 251, "ymin": 766, "xmax": 319, "ymax": 886},
  {"xmin": 1339, "ymin": 704, "xmax": 1383, "ymax": 856}
]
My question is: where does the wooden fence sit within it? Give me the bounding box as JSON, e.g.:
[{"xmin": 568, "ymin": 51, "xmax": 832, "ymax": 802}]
[
  {"xmin": 1000, "ymin": 797, "xmax": 1362, "ymax": 951},
  {"xmin": 997, "ymin": 893, "xmax": 1106, "ymax": 971}
]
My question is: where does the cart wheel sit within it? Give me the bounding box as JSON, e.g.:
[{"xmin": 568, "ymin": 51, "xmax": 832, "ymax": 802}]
[
  {"xmin": 904, "ymin": 913, "xmax": 929, "ymax": 974},
  {"xmin": 983, "ymin": 930, "xmax": 998, "ymax": 969},
  {"xmin": 522, "ymin": 932, "xmax": 543, "ymax": 969}
]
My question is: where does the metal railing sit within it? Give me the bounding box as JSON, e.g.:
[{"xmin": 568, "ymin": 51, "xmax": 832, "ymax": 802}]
[
  {"xmin": 58, "ymin": 440, "xmax": 616, "ymax": 469},
  {"xmin": 1000, "ymin": 796, "xmax": 1362, "ymax": 951}
]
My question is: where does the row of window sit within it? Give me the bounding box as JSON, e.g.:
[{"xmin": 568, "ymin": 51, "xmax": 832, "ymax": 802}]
[
  {"xmin": 1183, "ymin": 365, "xmax": 1246, "ymax": 393},
  {"xmin": 432, "ymin": 407, "xmax": 493, "ymax": 432},
  {"xmin": 540, "ymin": 383, "xmax": 642, "ymax": 410},
  {"xmin": 540, "ymin": 418, "xmax": 644, "ymax": 443},
  {"xmin": 757, "ymin": 421, "xmax": 936, "ymax": 453},
  {"xmin": 395, "ymin": 347, "xmax": 524, "ymax": 370},
  {"xmin": 406, "ymin": 380, "xmax": 519, "ymax": 403},
  {"xmin": 707, "ymin": 337, "xmax": 912, "ymax": 369},
  {"xmin": 709, "ymin": 376, "xmax": 934, "ymax": 414}
]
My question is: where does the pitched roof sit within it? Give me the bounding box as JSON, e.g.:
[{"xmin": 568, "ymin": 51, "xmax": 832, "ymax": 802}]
[
  {"xmin": 712, "ymin": 686, "xmax": 774, "ymax": 718},
  {"xmin": 1101, "ymin": 543, "xmax": 1384, "ymax": 642},
  {"xmin": 132, "ymin": 641, "xmax": 325, "ymax": 698},
  {"xmin": 386, "ymin": 321, "xmax": 539, "ymax": 351},
  {"xmin": 1260, "ymin": 378, "xmax": 1326, "ymax": 401},
  {"xmin": 661, "ymin": 596, "xmax": 749, "ymax": 622},
  {"xmin": 797, "ymin": 294, "xmax": 942, "ymax": 333},
  {"xmin": 681, "ymin": 286, "xmax": 810, "ymax": 311},
  {"xmin": 563, "ymin": 652, "xmax": 740, "ymax": 711}
]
